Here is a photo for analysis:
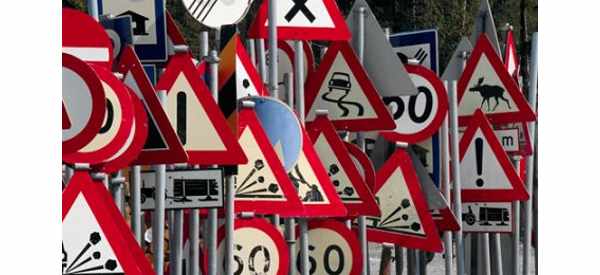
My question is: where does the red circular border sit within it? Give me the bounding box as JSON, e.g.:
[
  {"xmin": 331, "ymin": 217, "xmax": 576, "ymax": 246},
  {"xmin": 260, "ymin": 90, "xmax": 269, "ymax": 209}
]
[
  {"xmin": 345, "ymin": 142, "xmax": 376, "ymax": 192},
  {"xmin": 93, "ymin": 88, "xmax": 148, "ymax": 173},
  {"xmin": 380, "ymin": 64, "xmax": 449, "ymax": 144},
  {"xmin": 205, "ymin": 218, "xmax": 290, "ymax": 275},
  {"xmin": 305, "ymin": 220, "xmax": 363, "ymax": 275},
  {"xmin": 62, "ymin": 53, "xmax": 106, "ymax": 155},
  {"xmin": 63, "ymin": 65, "xmax": 135, "ymax": 165},
  {"xmin": 275, "ymin": 40, "xmax": 315, "ymax": 79}
]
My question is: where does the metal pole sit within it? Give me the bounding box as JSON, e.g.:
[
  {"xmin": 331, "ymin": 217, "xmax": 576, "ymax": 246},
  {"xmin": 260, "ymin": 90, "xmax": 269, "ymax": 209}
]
[
  {"xmin": 441, "ymin": 81, "xmax": 453, "ymax": 275},
  {"xmin": 172, "ymin": 210, "xmax": 184, "ymax": 275},
  {"xmin": 523, "ymin": 33, "xmax": 538, "ymax": 275},
  {"xmin": 482, "ymin": 234, "xmax": 491, "ymax": 275},
  {"xmin": 109, "ymin": 172, "xmax": 124, "ymax": 214},
  {"xmin": 281, "ymin": 71, "xmax": 297, "ymax": 275},
  {"xmin": 395, "ymin": 245, "xmax": 404, "ymax": 275},
  {"xmin": 206, "ymin": 49, "xmax": 221, "ymax": 275},
  {"xmin": 225, "ymin": 175, "xmax": 236, "ymax": 274},
  {"xmin": 511, "ymin": 156, "xmax": 522, "ymax": 275},
  {"xmin": 268, "ymin": 0, "xmax": 278, "ymax": 99},
  {"xmin": 247, "ymin": 39, "xmax": 257, "ymax": 67},
  {"xmin": 257, "ymin": 39, "xmax": 268, "ymax": 83},
  {"xmin": 284, "ymin": 73, "xmax": 294, "ymax": 107},
  {"xmin": 86, "ymin": 0, "xmax": 99, "ymax": 21},
  {"xmin": 130, "ymin": 166, "xmax": 142, "ymax": 244},
  {"xmin": 449, "ymin": 80, "xmax": 465, "ymax": 275},
  {"xmin": 153, "ymin": 91, "xmax": 168, "ymax": 275},
  {"xmin": 492, "ymin": 233, "xmax": 504, "ymax": 275}
]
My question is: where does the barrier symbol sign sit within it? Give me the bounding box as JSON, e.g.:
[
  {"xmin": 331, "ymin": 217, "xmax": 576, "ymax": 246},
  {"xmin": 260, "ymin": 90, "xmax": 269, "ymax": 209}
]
[
  {"xmin": 305, "ymin": 41, "xmax": 395, "ymax": 132},
  {"xmin": 155, "ymin": 54, "xmax": 247, "ymax": 165},
  {"xmin": 380, "ymin": 64, "xmax": 448, "ymax": 143},
  {"xmin": 462, "ymin": 202, "xmax": 513, "ymax": 233},
  {"xmin": 63, "ymin": 8, "xmax": 114, "ymax": 68},
  {"xmin": 181, "ymin": 0, "xmax": 252, "ymax": 29},
  {"xmin": 234, "ymin": 108, "xmax": 304, "ymax": 217},
  {"xmin": 295, "ymin": 220, "xmax": 362, "ymax": 275},
  {"xmin": 63, "ymin": 172, "xmax": 154, "ymax": 275},
  {"xmin": 248, "ymin": 0, "xmax": 350, "ymax": 41},
  {"xmin": 459, "ymin": 110, "xmax": 529, "ymax": 202},
  {"xmin": 97, "ymin": 0, "xmax": 168, "ymax": 62},
  {"xmin": 62, "ymin": 53, "xmax": 106, "ymax": 155},
  {"xmin": 288, "ymin": 128, "xmax": 347, "ymax": 217},
  {"xmin": 139, "ymin": 168, "xmax": 224, "ymax": 210},
  {"xmin": 366, "ymin": 149, "xmax": 443, "ymax": 252},
  {"xmin": 211, "ymin": 218, "xmax": 289, "ymax": 275},
  {"xmin": 307, "ymin": 115, "xmax": 380, "ymax": 217},
  {"xmin": 457, "ymin": 34, "xmax": 536, "ymax": 126},
  {"xmin": 63, "ymin": 64, "xmax": 135, "ymax": 165}
]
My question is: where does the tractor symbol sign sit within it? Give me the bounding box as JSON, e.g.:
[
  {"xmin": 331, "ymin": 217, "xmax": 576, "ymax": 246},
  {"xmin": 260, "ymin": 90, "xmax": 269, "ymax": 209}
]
[
  {"xmin": 462, "ymin": 205, "xmax": 509, "ymax": 226},
  {"xmin": 470, "ymin": 77, "xmax": 511, "ymax": 111},
  {"xmin": 321, "ymin": 72, "xmax": 364, "ymax": 117}
]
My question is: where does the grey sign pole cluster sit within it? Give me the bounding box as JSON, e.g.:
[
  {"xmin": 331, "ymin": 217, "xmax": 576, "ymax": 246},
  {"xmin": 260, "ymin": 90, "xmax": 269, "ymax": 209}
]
[
  {"xmin": 441, "ymin": 81, "xmax": 453, "ymax": 275},
  {"xmin": 153, "ymin": 90, "xmax": 168, "ymax": 275},
  {"xmin": 449, "ymin": 80, "xmax": 466, "ymax": 275},
  {"xmin": 206, "ymin": 49, "xmax": 220, "ymax": 275}
]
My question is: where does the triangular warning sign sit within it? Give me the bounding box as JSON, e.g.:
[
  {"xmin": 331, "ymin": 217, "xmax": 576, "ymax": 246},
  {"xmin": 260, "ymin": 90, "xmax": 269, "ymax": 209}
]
[
  {"xmin": 459, "ymin": 109, "xmax": 529, "ymax": 202},
  {"xmin": 288, "ymin": 127, "xmax": 347, "ymax": 217},
  {"xmin": 155, "ymin": 54, "xmax": 247, "ymax": 165},
  {"xmin": 307, "ymin": 115, "xmax": 381, "ymax": 217},
  {"xmin": 235, "ymin": 107, "xmax": 304, "ymax": 217},
  {"xmin": 366, "ymin": 148, "xmax": 442, "ymax": 252},
  {"xmin": 118, "ymin": 46, "xmax": 188, "ymax": 164},
  {"xmin": 408, "ymin": 148, "xmax": 460, "ymax": 232},
  {"xmin": 63, "ymin": 171, "xmax": 154, "ymax": 275},
  {"xmin": 470, "ymin": 0, "xmax": 501, "ymax": 57},
  {"xmin": 166, "ymin": 11, "xmax": 190, "ymax": 56},
  {"xmin": 504, "ymin": 29, "xmax": 520, "ymax": 83},
  {"xmin": 458, "ymin": 34, "xmax": 536, "ymax": 126},
  {"xmin": 305, "ymin": 41, "xmax": 395, "ymax": 131},
  {"xmin": 247, "ymin": 0, "xmax": 350, "ymax": 41},
  {"xmin": 63, "ymin": 101, "xmax": 71, "ymax": 130}
]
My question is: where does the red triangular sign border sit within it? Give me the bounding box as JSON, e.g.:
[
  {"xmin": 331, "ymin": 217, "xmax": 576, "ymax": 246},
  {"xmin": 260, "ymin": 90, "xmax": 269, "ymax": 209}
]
[
  {"xmin": 307, "ymin": 115, "xmax": 381, "ymax": 217},
  {"xmin": 117, "ymin": 46, "xmax": 188, "ymax": 165},
  {"xmin": 155, "ymin": 54, "xmax": 247, "ymax": 165},
  {"xmin": 457, "ymin": 34, "xmax": 536, "ymax": 126},
  {"xmin": 235, "ymin": 107, "xmax": 304, "ymax": 217},
  {"xmin": 305, "ymin": 41, "xmax": 395, "ymax": 131},
  {"xmin": 504, "ymin": 30, "xmax": 520, "ymax": 83},
  {"xmin": 367, "ymin": 149, "xmax": 443, "ymax": 252},
  {"xmin": 247, "ymin": 0, "xmax": 351, "ymax": 41},
  {"xmin": 459, "ymin": 109, "xmax": 529, "ymax": 202},
  {"xmin": 63, "ymin": 171, "xmax": 154, "ymax": 275}
]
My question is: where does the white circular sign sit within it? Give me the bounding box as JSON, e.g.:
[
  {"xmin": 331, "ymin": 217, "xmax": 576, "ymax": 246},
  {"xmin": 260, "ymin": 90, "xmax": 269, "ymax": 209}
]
[{"xmin": 181, "ymin": 0, "xmax": 253, "ymax": 29}]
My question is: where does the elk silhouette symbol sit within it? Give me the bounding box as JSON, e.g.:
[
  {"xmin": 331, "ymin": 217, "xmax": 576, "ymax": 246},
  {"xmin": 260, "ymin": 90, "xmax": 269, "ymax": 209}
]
[{"xmin": 469, "ymin": 77, "xmax": 511, "ymax": 111}]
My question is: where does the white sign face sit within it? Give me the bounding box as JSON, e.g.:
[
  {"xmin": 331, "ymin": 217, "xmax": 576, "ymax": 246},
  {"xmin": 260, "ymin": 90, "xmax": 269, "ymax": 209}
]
[
  {"xmin": 265, "ymin": 0, "xmax": 334, "ymax": 28},
  {"xmin": 217, "ymin": 226, "xmax": 282, "ymax": 275},
  {"xmin": 462, "ymin": 202, "xmax": 512, "ymax": 233},
  {"xmin": 100, "ymin": 0, "xmax": 158, "ymax": 45},
  {"xmin": 306, "ymin": 52, "xmax": 379, "ymax": 122},
  {"xmin": 236, "ymin": 52, "xmax": 262, "ymax": 98},
  {"xmin": 182, "ymin": 0, "xmax": 252, "ymax": 28},
  {"xmin": 459, "ymin": 54, "xmax": 518, "ymax": 116},
  {"xmin": 63, "ymin": 194, "xmax": 125, "ymax": 274},
  {"xmin": 459, "ymin": 127, "xmax": 520, "ymax": 153},
  {"xmin": 236, "ymin": 127, "xmax": 287, "ymax": 201},
  {"xmin": 313, "ymin": 134, "xmax": 362, "ymax": 204},
  {"xmin": 165, "ymin": 73, "xmax": 226, "ymax": 151},
  {"xmin": 289, "ymin": 149, "xmax": 331, "ymax": 205},
  {"xmin": 294, "ymin": 226, "xmax": 357, "ymax": 275},
  {"xmin": 460, "ymin": 128, "xmax": 513, "ymax": 190}
]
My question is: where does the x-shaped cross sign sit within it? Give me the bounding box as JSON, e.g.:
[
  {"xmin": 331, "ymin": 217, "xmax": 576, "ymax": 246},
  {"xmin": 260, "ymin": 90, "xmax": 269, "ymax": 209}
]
[{"xmin": 285, "ymin": 0, "xmax": 316, "ymax": 23}]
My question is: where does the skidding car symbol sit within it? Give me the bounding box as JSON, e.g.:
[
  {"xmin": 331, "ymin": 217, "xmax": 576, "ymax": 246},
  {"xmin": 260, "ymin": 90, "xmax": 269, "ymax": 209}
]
[{"xmin": 328, "ymin": 72, "xmax": 351, "ymax": 92}]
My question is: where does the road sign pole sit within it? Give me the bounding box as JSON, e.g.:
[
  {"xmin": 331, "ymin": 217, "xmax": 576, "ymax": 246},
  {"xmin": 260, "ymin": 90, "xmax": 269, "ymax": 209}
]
[
  {"xmin": 395, "ymin": 245, "xmax": 404, "ymax": 275},
  {"xmin": 86, "ymin": 0, "xmax": 99, "ymax": 21},
  {"xmin": 152, "ymin": 90, "xmax": 168, "ymax": 275},
  {"xmin": 449, "ymin": 80, "xmax": 465, "ymax": 275},
  {"xmin": 482, "ymin": 234, "xmax": 491, "ymax": 275},
  {"xmin": 282, "ymin": 71, "xmax": 297, "ymax": 275},
  {"xmin": 109, "ymin": 172, "xmax": 125, "ymax": 214},
  {"xmin": 510, "ymin": 156, "xmax": 522, "ymax": 275},
  {"xmin": 247, "ymin": 39, "xmax": 257, "ymax": 67},
  {"xmin": 523, "ymin": 32, "xmax": 538, "ymax": 275},
  {"xmin": 257, "ymin": 39, "xmax": 268, "ymax": 83},
  {"xmin": 284, "ymin": 73, "xmax": 294, "ymax": 107},
  {"xmin": 172, "ymin": 210, "xmax": 184, "ymax": 275},
  {"xmin": 268, "ymin": 0, "xmax": 278, "ymax": 99},
  {"xmin": 130, "ymin": 165, "xmax": 142, "ymax": 244},
  {"xmin": 441, "ymin": 82, "xmax": 453, "ymax": 275},
  {"xmin": 492, "ymin": 232, "xmax": 504, "ymax": 275}
]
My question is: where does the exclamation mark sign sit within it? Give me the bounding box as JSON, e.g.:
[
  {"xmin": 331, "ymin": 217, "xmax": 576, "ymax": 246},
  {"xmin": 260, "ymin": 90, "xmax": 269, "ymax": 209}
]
[{"xmin": 475, "ymin": 137, "xmax": 484, "ymax": 187}]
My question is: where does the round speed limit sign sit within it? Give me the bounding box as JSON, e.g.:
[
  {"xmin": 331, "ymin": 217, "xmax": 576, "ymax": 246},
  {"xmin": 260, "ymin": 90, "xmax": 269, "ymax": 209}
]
[
  {"xmin": 295, "ymin": 220, "xmax": 362, "ymax": 275},
  {"xmin": 211, "ymin": 218, "xmax": 289, "ymax": 275},
  {"xmin": 380, "ymin": 64, "xmax": 448, "ymax": 143}
]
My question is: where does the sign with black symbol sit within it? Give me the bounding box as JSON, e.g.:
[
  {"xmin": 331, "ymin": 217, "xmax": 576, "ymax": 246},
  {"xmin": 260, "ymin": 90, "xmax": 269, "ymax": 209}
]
[
  {"xmin": 155, "ymin": 54, "xmax": 247, "ymax": 165},
  {"xmin": 211, "ymin": 218, "xmax": 289, "ymax": 275},
  {"xmin": 457, "ymin": 34, "xmax": 536, "ymax": 126},
  {"xmin": 389, "ymin": 29, "xmax": 439, "ymax": 73},
  {"xmin": 459, "ymin": 110, "xmax": 529, "ymax": 202},
  {"xmin": 366, "ymin": 149, "xmax": 443, "ymax": 252},
  {"xmin": 181, "ymin": 0, "xmax": 252, "ymax": 29},
  {"xmin": 139, "ymin": 168, "xmax": 224, "ymax": 210},
  {"xmin": 63, "ymin": 64, "xmax": 136, "ymax": 165},
  {"xmin": 380, "ymin": 64, "xmax": 448, "ymax": 144},
  {"xmin": 462, "ymin": 202, "xmax": 513, "ymax": 233},
  {"xmin": 294, "ymin": 220, "xmax": 362, "ymax": 275},
  {"xmin": 305, "ymin": 41, "xmax": 395, "ymax": 132},
  {"xmin": 97, "ymin": 0, "xmax": 168, "ymax": 62},
  {"xmin": 234, "ymin": 108, "xmax": 304, "ymax": 217},
  {"xmin": 118, "ymin": 46, "xmax": 188, "ymax": 164},
  {"xmin": 307, "ymin": 115, "xmax": 381, "ymax": 217},
  {"xmin": 63, "ymin": 171, "xmax": 154, "ymax": 275},
  {"xmin": 288, "ymin": 128, "xmax": 347, "ymax": 217},
  {"xmin": 248, "ymin": 0, "xmax": 350, "ymax": 41}
]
